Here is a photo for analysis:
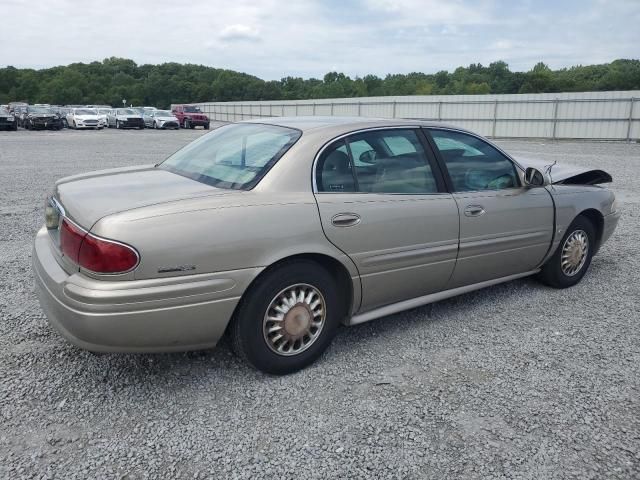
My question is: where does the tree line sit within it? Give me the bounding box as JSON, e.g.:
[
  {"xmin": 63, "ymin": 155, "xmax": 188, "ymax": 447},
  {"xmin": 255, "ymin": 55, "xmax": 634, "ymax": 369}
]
[{"xmin": 1, "ymin": 57, "xmax": 638, "ymax": 108}]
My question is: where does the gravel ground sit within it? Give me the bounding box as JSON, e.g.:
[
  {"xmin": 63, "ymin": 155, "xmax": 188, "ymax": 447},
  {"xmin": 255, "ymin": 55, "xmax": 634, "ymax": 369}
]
[{"xmin": 0, "ymin": 128, "xmax": 638, "ymax": 479}]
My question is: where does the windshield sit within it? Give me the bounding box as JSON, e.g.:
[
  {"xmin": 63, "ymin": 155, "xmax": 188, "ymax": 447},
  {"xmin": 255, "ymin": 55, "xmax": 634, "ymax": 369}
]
[
  {"xmin": 97, "ymin": 109, "xmax": 111, "ymax": 114},
  {"xmin": 119, "ymin": 109, "xmax": 137, "ymax": 115},
  {"xmin": 184, "ymin": 106, "xmax": 201, "ymax": 113},
  {"xmin": 1, "ymin": 107, "xmax": 10, "ymax": 114},
  {"xmin": 155, "ymin": 110, "xmax": 172, "ymax": 116},
  {"xmin": 159, "ymin": 123, "xmax": 301, "ymax": 190},
  {"xmin": 75, "ymin": 109, "xmax": 97, "ymax": 115},
  {"xmin": 29, "ymin": 107, "xmax": 53, "ymax": 114}
]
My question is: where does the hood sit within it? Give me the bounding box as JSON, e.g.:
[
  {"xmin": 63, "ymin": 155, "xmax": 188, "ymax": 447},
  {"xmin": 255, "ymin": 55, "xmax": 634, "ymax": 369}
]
[
  {"xmin": 75, "ymin": 114, "xmax": 98, "ymax": 120},
  {"xmin": 118, "ymin": 115, "xmax": 142, "ymax": 119},
  {"xmin": 156, "ymin": 116, "xmax": 178, "ymax": 121},
  {"xmin": 55, "ymin": 165, "xmax": 237, "ymax": 228},
  {"xmin": 517, "ymin": 157, "xmax": 612, "ymax": 185}
]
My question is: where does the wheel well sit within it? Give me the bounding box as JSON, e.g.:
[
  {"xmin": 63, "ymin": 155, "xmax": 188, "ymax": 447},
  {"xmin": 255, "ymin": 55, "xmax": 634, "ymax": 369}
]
[
  {"xmin": 578, "ymin": 209, "xmax": 604, "ymax": 250},
  {"xmin": 230, "ymin": 253, "xmax": 355, "ymax": 328}
]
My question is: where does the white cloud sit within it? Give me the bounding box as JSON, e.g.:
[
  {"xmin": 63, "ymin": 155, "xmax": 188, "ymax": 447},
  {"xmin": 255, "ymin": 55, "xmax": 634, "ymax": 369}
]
[{"xmin": 219, "ymin": 24, "xmax": 260, "ymax": 42}]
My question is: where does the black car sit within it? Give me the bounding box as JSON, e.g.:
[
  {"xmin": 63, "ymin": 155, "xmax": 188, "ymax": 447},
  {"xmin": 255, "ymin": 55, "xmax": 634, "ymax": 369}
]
[
  {"xmin": 23, "ymin": 106, "xmax": 64, "ymax": 130},
  {"xmin": 0, "ymin": 107, "xmax": 18, "ymax": 131}
]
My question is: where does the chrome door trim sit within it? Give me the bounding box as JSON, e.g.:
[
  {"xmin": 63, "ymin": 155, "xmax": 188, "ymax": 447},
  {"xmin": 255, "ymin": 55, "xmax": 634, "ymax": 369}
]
[{"xmin": 346, "ymin": 269, "xmax": 539, "ymax": 326}]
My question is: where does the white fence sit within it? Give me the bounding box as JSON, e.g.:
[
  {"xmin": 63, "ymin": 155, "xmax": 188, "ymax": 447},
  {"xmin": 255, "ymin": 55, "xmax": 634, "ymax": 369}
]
[{"xmin": 195, "ymin": 90, "xmax": 640, "ymax": 140}]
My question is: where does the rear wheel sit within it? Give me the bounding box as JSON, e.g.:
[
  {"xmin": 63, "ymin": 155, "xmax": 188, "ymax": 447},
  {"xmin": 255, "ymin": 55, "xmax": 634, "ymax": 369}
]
[
  {"xmin": 204, "ymin": 123, "xmax": 210, "ymax": 130},
  {"xmin": 230, "ymin": 261, "xmax": 342, "ymax": 375},
  {"xmin": 537, "ymin": 215, "xmax": 596, "ymax": 288}
]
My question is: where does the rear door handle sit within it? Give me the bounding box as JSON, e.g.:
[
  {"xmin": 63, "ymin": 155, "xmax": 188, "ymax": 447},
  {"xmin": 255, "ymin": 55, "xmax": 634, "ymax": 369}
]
[
  {"xmin": 332, "ymin": 213, "xmax": 361, "ymax": 227},
  {"xmin": 464, "ymin": 205, "xmax": 485, "ymax": 217}
]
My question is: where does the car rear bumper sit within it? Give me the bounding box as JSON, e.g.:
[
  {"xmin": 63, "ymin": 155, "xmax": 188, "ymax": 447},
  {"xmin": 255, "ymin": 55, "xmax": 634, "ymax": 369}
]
[
  {"xmin": 184, "ymin": 118, "xmax": 209, "ymax": 126},
  {"xmin": 32, "ymin": 226, "xmax": 258, "ymax": 353}
]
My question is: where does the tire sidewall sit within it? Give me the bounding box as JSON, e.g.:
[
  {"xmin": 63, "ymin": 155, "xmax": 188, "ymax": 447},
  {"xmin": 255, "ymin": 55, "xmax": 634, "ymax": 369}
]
[{"xmin": 234, "ymin": 262, "xmax": 341, "ymax": 375}]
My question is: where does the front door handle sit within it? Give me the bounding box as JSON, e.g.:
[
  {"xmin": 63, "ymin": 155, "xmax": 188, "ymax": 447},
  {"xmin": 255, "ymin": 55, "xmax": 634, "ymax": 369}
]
[
  {"xmin": 464, "ymin": 205, "xmax": 485, "ymax": 217},
  {"xmin": 332, "ymin": 213, "xmax": 361, "ymax": 227}
]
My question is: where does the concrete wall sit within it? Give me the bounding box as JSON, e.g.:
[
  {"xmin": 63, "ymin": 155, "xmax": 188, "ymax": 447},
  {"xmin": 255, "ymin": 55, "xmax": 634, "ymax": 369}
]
[{"xmin": 195, "ymin": 91, "xmax": 640, "ymax": 140}]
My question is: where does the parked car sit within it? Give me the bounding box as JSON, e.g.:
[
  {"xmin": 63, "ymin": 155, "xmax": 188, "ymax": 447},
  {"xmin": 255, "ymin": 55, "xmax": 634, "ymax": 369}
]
[
  {"xmin": 0, "ymin": 106, "xmax": 18, "ymax": 130},
  {"xmin": 143, "ymin": 109, "xmax": 179, "ymax": 129},
  {"xmin": 170, "ymin": 104, "xmax": 209, "ymax": 129},
  {"xmin": 55, "ymin": 107, "xmax": 72, "ymax": 128},
  {"xmin": 23, "ymin": 106, "xmax": 64, "ymax": 130},
  {"xmin": 33, "ymin": 117, "xmax": 620, "ymax": 374},
  {"xmin": 66, "ymin": 108, "xmax": 103, "ymax": 130},
  {"xmin": 95, "ymin": 108, "xmax": 111, "ymax": 128},
  {"xmin": 107, "ymin": 108, "xmax": 144, "ymax": 129},
  {"xmin": 11, "ymin": 104, "xmax": 29, "ymax": 127}
]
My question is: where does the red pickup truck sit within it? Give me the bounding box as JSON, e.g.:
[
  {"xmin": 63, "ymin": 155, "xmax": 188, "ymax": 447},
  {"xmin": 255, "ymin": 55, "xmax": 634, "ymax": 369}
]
[{"xmin": 170, "ymin": 104, "xmax": 210, "ymax": 129}]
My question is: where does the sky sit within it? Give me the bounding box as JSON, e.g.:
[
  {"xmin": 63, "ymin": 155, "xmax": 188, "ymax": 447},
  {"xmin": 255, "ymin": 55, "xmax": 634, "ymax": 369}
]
[{"xmin": 1, "ymin": 0, "xmax": 638, "ymax": 79}]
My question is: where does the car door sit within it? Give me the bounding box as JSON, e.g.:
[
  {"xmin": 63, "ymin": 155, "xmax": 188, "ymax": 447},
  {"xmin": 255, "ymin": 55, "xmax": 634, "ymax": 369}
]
[
  {"xmin": 314, "ymin": 128, "xmax": 460, "ymax": 312},
  {"xmin": 424, "ymin": 128, "xmax": 554, "ymax": 288}
]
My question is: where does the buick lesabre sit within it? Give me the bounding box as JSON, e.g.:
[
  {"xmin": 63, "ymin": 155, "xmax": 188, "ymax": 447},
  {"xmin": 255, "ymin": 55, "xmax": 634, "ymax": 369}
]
[{"xmin": 33, "ymin": 117, "xmax": 620, "ymax": 374}]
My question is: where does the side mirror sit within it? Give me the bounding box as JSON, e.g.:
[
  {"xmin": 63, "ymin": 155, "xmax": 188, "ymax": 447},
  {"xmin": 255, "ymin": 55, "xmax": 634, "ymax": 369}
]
[{"xmin": 524, "ymin": 167, "xmax": 548, "ymax": 187}]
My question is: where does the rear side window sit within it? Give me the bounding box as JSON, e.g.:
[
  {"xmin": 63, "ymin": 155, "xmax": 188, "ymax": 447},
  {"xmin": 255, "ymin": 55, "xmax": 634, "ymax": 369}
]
[
  {"xmin": 160, "ymin": 123, "xmax": 301, "ymax": 190},
  {"xmin": 316, "ymin": 129, "xmax": 440, "ymax": 194},
  {"xmin": 429, "ymin": 129, "xmax": 520, "ymax": 192}
]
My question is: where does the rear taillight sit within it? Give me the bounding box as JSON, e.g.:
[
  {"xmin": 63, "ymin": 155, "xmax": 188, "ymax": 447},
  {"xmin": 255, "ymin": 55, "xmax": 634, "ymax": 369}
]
[
  {"xmin": 60, "ymin": 218, "xmax": 85, "ymax": 263},
  {"xmin": 78, "ymin": 234, "xmax": 139, "ymax": 274},
  {"xmin": 59, "ymin": 218, "xmax": 139, "ymax": 274}
]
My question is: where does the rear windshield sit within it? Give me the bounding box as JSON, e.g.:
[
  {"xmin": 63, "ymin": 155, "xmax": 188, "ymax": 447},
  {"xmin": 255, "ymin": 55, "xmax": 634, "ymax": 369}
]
[{"xmin": 159, "ymin": 123, "xmax": 301, "ymax": 190}]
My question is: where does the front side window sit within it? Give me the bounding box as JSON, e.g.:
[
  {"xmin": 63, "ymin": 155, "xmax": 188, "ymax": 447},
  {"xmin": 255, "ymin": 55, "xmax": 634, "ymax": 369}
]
[
  {"xmin": 159, "ymin": 123, "xmax": 301, "ymax": 190},
  {"xmin": 429, "ymin": 129, "xmax": 520, "ymax": 192},
  {"xmin": 317, "ymin": 129, "xmax": 440, "ymax": 194}
]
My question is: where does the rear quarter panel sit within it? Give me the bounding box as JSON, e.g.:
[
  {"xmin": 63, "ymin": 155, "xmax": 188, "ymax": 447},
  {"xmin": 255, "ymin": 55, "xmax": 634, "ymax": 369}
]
[{"xmin": 90, "ymin": 191, "xmax": 362, "ymax": 309}]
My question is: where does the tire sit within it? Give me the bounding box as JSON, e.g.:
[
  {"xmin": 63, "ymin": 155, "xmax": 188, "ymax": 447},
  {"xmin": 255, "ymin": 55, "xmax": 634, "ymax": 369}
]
[
  {"xmin": 204, "ymin": 123, "xmax": 210, "ymax": 130},
  {"xmin": 184, "ymin": 119, "xmax": 190, "ymax": 129},
  {"xmin": 153, "ymin": 121, "xmax": 158, "ymax": 129},
  {"xmin": 537, "ymin": 215, "xmax": 596, "ymax": 289},
  {"xmin": 116, "ymin": 120, "xmax": 120, "ymax": 129},
  {"xmin": 230, "ymin": 260, "xmax": 342, "ymax": 375},
  {"xmin": 11, "ymin": 123, "xmax": 17, "ymax": 131}
]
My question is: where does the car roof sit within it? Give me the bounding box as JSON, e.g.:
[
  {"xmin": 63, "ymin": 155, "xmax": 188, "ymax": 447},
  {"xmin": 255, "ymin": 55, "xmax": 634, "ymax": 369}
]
[{"xmin": 241, "ymin": 115, "xmax": 469, "ymax": 135}]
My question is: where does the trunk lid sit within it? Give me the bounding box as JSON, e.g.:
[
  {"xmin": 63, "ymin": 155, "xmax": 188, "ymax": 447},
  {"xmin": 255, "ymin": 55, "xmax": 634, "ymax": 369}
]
[{"xmin": 54, "ymin": 165, "xmax": 236, "ymax": 228}]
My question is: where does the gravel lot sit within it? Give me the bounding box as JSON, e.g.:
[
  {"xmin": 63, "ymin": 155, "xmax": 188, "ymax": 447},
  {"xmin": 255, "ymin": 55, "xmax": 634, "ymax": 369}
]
[{"xmin": 0, "ymin": 128, "xmax": 638, "ymax": 479}]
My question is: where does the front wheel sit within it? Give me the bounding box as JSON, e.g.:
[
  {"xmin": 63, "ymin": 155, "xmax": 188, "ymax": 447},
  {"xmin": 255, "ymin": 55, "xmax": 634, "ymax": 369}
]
[
  {"xmin": 230, "ymin": 261, "xmax": 342, "ymax": 375},
  {"xmin": 116, "ymin": 120, "xmax": 120, "ymax": 129},
  {"xmin": 184, "ymin": 119, "xmax": 190, "ymax": 129},
  {"xmin": 537, "ymin": 215, "xmax": 596, "ymax": 288},
  {"xmin": 204, "ymin": 123, "xmax": 210, "ymax": 130}
]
